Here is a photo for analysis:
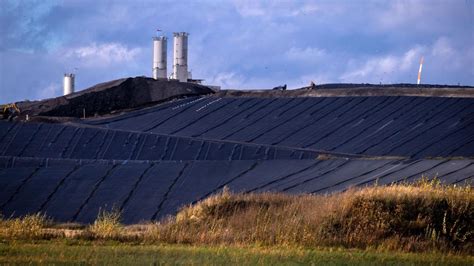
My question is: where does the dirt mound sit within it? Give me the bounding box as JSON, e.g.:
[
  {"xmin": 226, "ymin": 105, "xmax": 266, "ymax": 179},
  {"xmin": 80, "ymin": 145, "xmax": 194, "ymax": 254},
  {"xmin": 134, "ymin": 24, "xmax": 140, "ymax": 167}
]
[{"xmin": 11, "ymin": 77, "xmax": 214, "ymax": 119}]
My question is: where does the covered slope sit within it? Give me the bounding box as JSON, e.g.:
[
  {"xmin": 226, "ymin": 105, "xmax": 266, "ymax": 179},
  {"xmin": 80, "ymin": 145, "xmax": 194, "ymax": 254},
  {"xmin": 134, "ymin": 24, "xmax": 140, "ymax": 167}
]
[
  {"xmin": 1, "ymin": 156, "xmax": 472, "ymax": 223},
  {"xmin": 0, "ymin": 121, "xmax": 322, "ymax": 161},
  {"xmin": 1, "ymin": 80, "xmax": 473, "ymax": 224},
  {"xmin": 84, "ymin": 95, "xmax": 474, "ymax": 158}
]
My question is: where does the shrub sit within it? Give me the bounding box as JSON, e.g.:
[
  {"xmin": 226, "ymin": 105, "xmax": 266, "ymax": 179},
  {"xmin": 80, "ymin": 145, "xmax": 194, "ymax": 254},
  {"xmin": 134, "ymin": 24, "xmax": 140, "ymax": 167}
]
[{"xmin": 88, "ymin": 208, "xmax": 123, "ymax": 239}]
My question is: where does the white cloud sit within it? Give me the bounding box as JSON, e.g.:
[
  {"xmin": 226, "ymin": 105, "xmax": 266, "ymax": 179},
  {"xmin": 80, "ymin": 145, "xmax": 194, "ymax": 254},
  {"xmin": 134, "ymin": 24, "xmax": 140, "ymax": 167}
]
[
  {"xmin": 291, "ymin": 3, "xmax": 319, "ymax": 16},
  {"xmin": 209, "ymin": 72, "xmax": 245, "ymax": 88},
  {"xmin": 372, "ymin": 0, "xmax": 471, "ymax": 34},
  {"xmin": 340, "ymin": 47, "xmax": 426, "ymax": 83},
  {"xmin": 285, "ymin": 47, "xmax": 326, "ymax": 62},
  {"xmin": 429, "ymin": 37, "xmax": 470, "ymax": 71},
  {"xmin": 338, "ymin": 37, "xmax": 472, "ymax": 84},
  {"xmin": 375, "ymin": 1, "xmax": 421, "ymax": 30},
  {"xmin": 232, "ymin": 0, "xmax": 266, "ymax": 17},
  {"xmin": 64, "ymin": 42, "xmax": 141, "ymax": 67},
  {"xmin": 232, "ymin": 0, "xmax": 319, "ymax": 18},
  {"xmin": 431, "ymin": 37, "xmax": 455, "ymax": 59},
  {"xmin": 400, "ymin": 47, "xmax": 422, "ymax": 71},
  {"xmin": 340, "ymin": 56, "xmax": 395, "ymax": 82},
  {"xmin": 38, "ymin": 82, "xmax": 60, "ymax": 100}
]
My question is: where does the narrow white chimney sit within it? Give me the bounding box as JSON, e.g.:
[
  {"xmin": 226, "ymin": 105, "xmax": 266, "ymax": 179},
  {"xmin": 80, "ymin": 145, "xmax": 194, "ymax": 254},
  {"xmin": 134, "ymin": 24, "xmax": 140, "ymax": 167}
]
[
  {"xmin": 63, "ymin": 73, "xmax": 75, "ymax": 96},
  {"xmin": 172, "ymin": 32, "xmax": 189, "ymax": 82},
  {"xmin": 152, "ymin": 36, "xmax": 167, "ymax": 79}
]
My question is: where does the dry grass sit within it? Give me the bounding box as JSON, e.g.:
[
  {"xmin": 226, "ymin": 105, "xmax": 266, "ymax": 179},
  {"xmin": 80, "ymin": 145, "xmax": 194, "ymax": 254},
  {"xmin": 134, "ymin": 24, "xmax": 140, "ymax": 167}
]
[
  {"xmin": 0, "ymin": 213, "xmax": 50, "ymax": 240},
  {"xmin": 87, "ymin": 208, "xmax": 123, "ymax": 239},
  {"xmin": 155, "ymin": 181, "xmax": 473, "ymax": 253},
  {"xmin": 320, "ymin": 180, "xmax": 473, "ymax": 251},
  {"xmin": 0, "ymin": 180, "xmax": 472, "ymax": 254}
]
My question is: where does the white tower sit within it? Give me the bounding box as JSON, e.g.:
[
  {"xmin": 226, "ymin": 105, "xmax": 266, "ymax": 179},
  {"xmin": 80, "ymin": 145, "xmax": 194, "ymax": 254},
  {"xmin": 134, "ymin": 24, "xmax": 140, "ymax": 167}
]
[
  {"xmin": 417, "ymin": 56, "xmax": 424, "ymax": 85},
  {"xmin": 172, "ymin": 32, "xmax": 189, "ymax": 82},
  {"xmin": 63, "ymin": 73, "xmax": 75, "ymax": 96},
  {"xmin": 152, "ymin": 36, "xmax": 167, "ymax": 79}
]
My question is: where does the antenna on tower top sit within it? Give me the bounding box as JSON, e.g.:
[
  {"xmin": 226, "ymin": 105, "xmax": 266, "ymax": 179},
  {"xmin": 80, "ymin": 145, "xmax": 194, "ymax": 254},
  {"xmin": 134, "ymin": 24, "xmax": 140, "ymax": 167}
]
[
  {"xmin": 417, "ymin": 56, "xmax": 424, "ymax": 85},
  {"xmin": 156, "ymin": 28, "xmax": 163, "ymax": 37}
]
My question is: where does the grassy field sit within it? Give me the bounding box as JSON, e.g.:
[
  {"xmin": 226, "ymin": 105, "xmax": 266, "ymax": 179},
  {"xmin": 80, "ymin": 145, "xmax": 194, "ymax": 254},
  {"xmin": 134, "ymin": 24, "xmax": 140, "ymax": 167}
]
[
  {"xmin": 0, "ymin": 180, "xmax": 472, "ymax": 264},
  {"xmin": 1, "ymin": 241, "xmax": 473, "ymax": 265}
]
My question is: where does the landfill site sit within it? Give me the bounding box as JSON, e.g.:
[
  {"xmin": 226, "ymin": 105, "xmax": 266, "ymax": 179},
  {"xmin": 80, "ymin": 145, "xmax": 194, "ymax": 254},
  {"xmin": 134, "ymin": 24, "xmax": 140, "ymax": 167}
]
[{"xmin": 1, "ymin": 32, "xmax": 473, "ymax": 224}]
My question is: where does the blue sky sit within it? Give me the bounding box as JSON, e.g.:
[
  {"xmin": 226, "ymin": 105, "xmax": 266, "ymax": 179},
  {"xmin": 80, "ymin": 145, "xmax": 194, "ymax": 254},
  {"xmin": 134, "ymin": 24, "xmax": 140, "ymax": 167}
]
[{"xmin": 1, "ymin": 0, "xmax": 473, "ymax": 102}]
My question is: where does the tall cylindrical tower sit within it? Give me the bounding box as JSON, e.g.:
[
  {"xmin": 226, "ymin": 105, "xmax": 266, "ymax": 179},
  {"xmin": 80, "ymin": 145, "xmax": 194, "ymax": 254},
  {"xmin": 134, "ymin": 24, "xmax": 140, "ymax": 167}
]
[
  {"xmin": 63, "ymin": 73, "xmax": 75, "ymax": 96},
  {"xmin": 172, "ymin": 32, "xmax": 189, "ymax": 82},
  {"xmin": 152, "ymin": 36, "xmax": 167, "ymax": 79}
]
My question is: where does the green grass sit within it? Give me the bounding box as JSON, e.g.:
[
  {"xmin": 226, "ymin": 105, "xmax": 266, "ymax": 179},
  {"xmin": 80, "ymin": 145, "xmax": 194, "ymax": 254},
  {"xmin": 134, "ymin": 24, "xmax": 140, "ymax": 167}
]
[{"xmin": 0, "ymin": 241, "xmax": 472, "ymax": 265}]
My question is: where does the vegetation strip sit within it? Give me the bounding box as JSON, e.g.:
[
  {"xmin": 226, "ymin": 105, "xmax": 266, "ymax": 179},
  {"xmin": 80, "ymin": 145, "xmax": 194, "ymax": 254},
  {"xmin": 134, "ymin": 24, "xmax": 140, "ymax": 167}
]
[
  {"xmin": 1, "ymin": 180, "xmax": 472, "ymax": 257},
  {"xmin": 1, "ymin": 242, "xmax": 472, "ymax": 265}
]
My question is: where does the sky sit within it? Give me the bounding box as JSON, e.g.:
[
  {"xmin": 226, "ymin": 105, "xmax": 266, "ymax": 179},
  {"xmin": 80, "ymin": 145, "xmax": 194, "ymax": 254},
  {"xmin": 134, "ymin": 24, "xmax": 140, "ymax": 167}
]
[{"xmin": 1, "ymin": 0, "xmax": 473, "ymax": 102}]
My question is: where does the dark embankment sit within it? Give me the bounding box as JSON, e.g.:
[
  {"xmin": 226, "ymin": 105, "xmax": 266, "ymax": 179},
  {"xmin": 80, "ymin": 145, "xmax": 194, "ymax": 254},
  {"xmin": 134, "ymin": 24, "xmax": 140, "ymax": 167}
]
[
  {"xmin": 216, "ymin": 83, "xmax": 474, "ymax": 98},
  {"xmin": 11, "ymin": 77, "xmax": 214, "ymax": 120}
]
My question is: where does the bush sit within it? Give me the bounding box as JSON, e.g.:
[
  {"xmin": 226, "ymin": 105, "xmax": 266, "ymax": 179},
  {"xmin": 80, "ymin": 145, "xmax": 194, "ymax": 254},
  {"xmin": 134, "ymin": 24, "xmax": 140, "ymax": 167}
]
[{"xmin": 88, "ymin": 208, "xmax": 123, "ymax": 239}]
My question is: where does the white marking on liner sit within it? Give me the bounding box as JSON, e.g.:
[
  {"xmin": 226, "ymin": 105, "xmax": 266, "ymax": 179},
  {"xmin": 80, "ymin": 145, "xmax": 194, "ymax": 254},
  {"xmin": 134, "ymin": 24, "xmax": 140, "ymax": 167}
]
[
  {"xmin": 172, "ymin": 97, "xmax": 206, "ymax": 110},
  {"xmin": 196, "ymin": 98, "xmax": 222, "ymax": 112}
]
